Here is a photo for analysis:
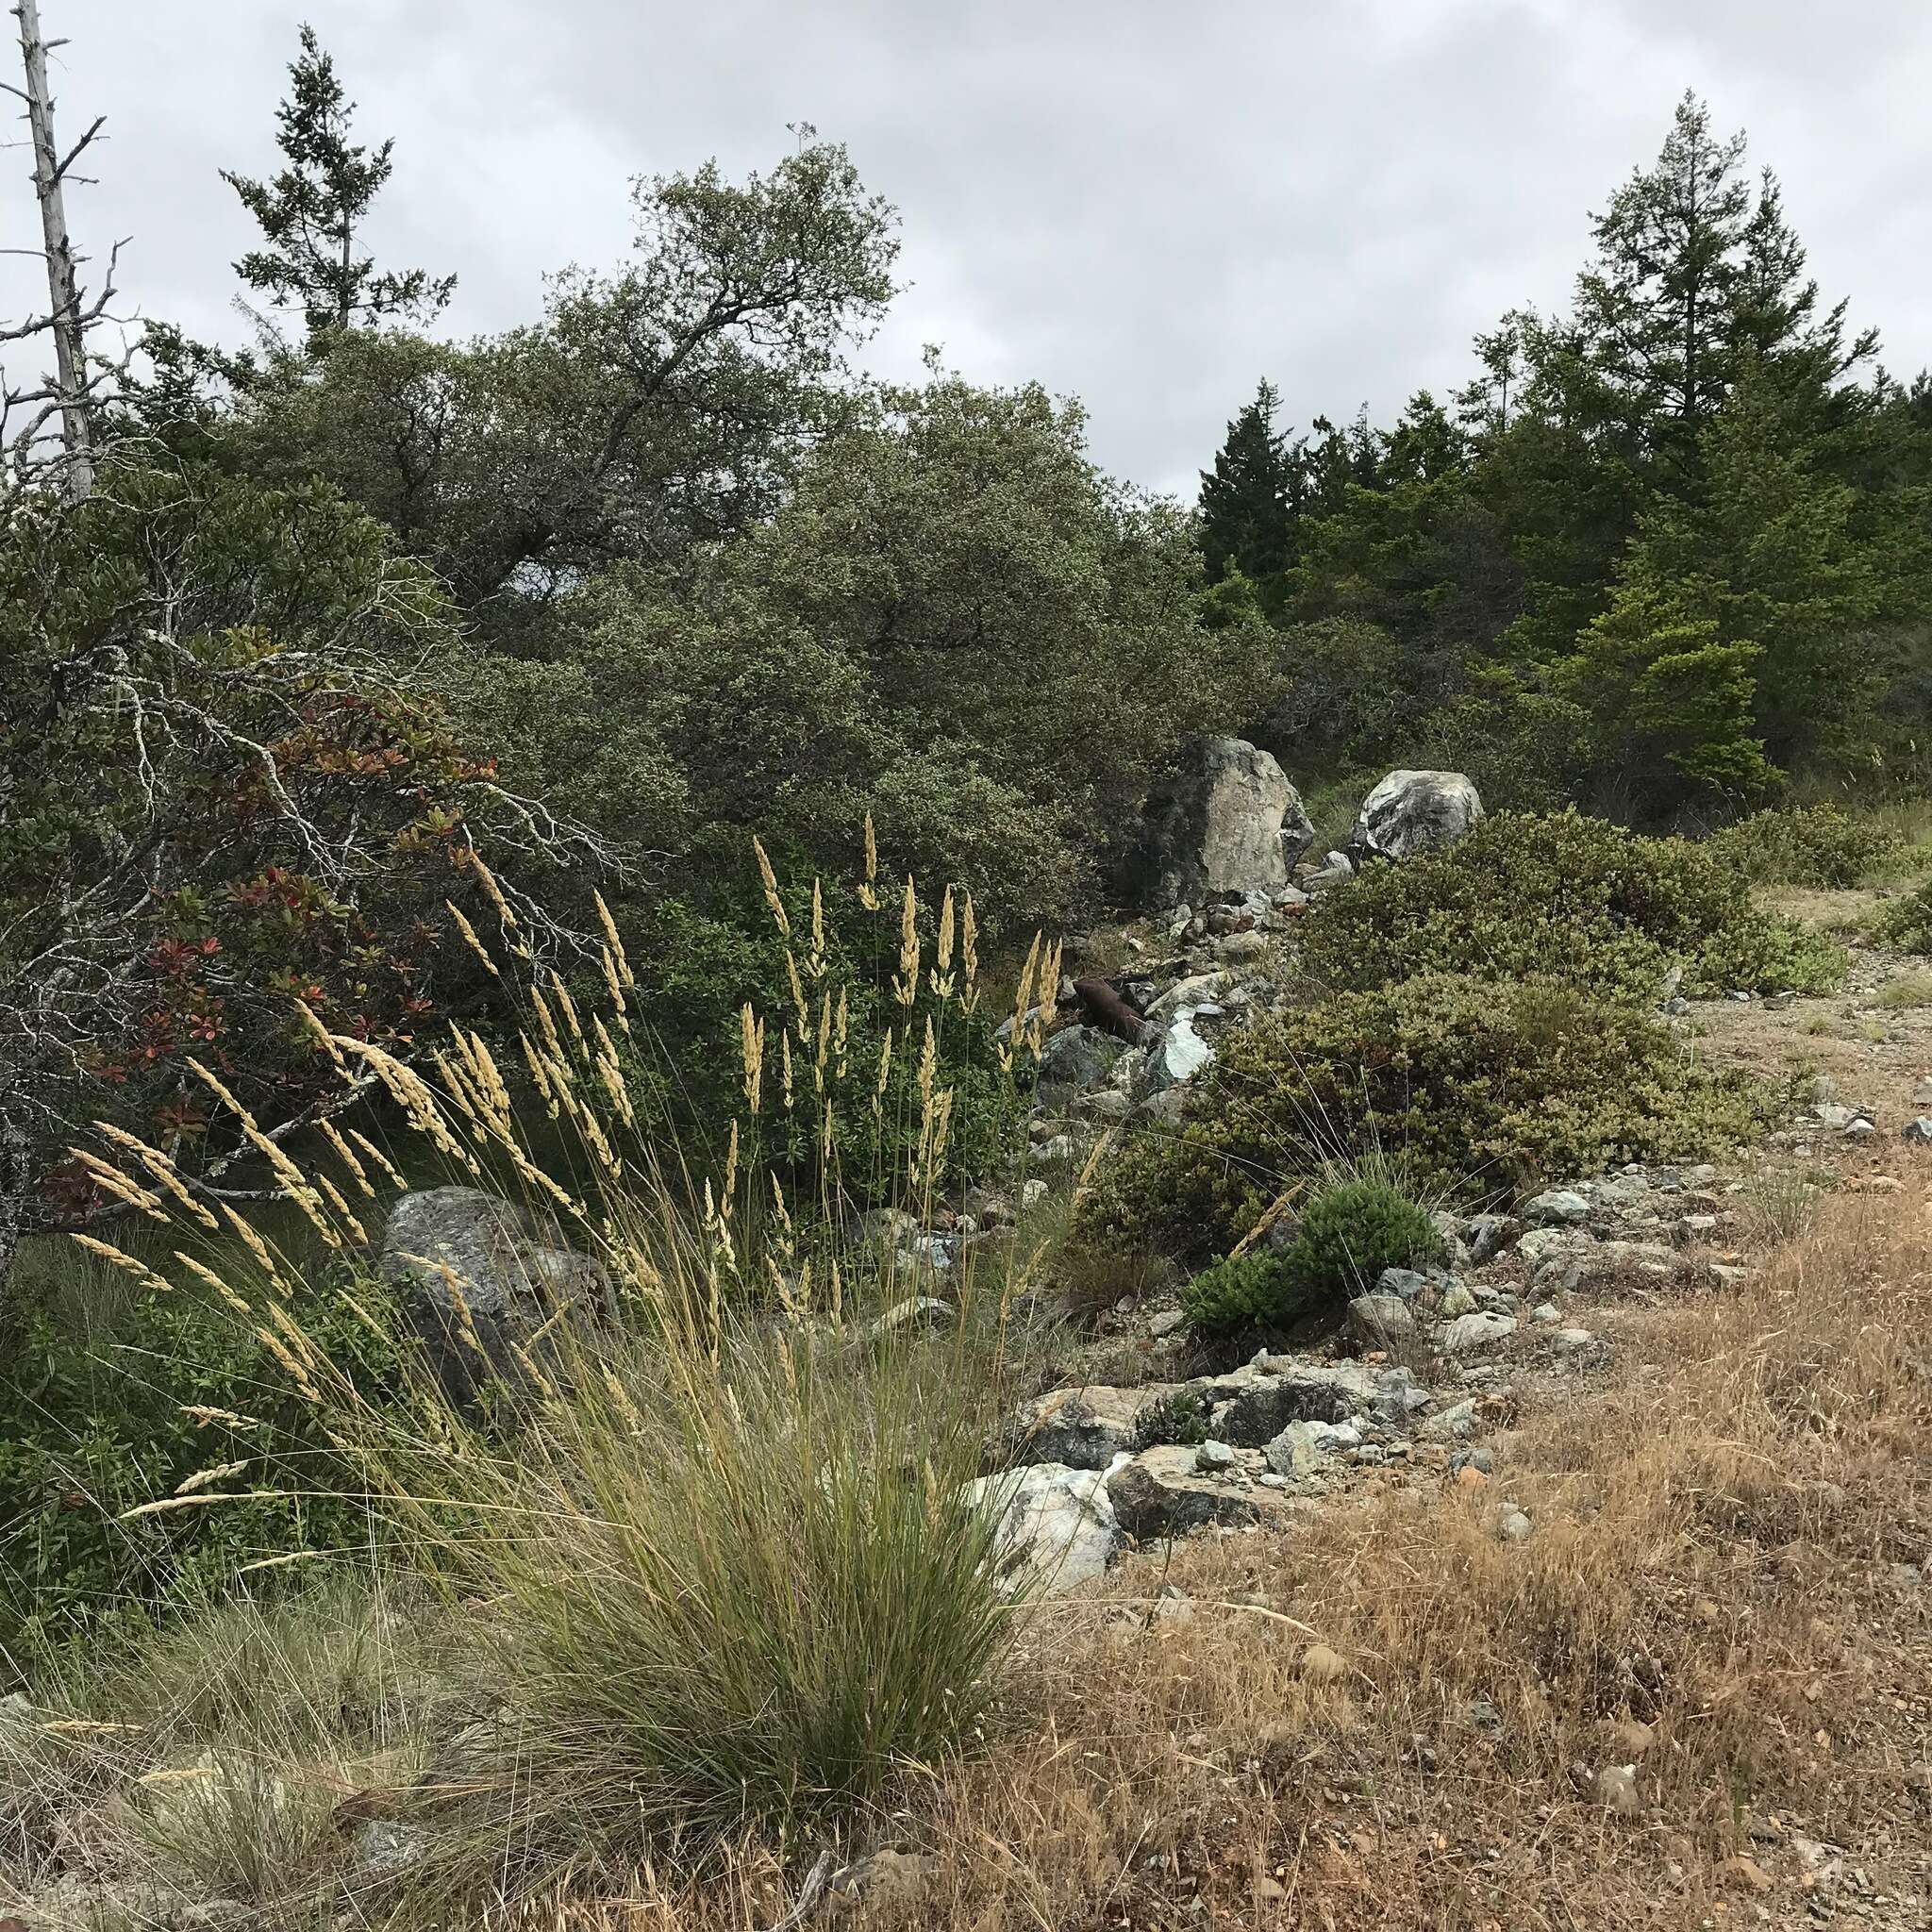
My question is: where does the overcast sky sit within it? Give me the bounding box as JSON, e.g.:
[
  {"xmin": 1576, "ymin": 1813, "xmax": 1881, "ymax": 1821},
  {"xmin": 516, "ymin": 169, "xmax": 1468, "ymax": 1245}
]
[{"xmin": 7, "ymin": 0, "xmax": 1928, "ymax": 496}]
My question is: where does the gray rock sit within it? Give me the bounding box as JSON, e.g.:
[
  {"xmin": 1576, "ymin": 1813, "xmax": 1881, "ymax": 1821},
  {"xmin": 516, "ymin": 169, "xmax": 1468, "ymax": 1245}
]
[
  {"xmin": 1211, "ymin": 928, "xmax": 1271, "ymax": 962},
  {"xmin": 1262, "ymin": 1421, "xmax": 1328, "ymax": 1479},
  {"xmin": 1371, "ymin": 1366, "xmax": 1434, "ymax": 1424},
  {"xmin": 1213, "ymin": 1364, "xmax": 1378, "ymax": 1442},
  {"xmin": 869, "ymin": 1296, "xmax": 954, "ymax": 1340},
  {"xmin": 1524, "ymin": 1188, "xmax": 1591, "ymax": 1226},
  {"xmin": 1016, "ymin": 1384, "xmax": 1180, "ymax": 1469},
  {"xmin": 1194, "ymin": 1438, "xmax": 1239, "ymax": 1472},
  {"xmin": 965, "ymin": 1461, "xmax": 1118, "ymax": 1589},
  {"xmin": 1034, "ymin": 1024, "xmax": 1127, "ymax": 1110},
  {"xmin": 1438, "ymin": 1310, "xmax": 1518, "ymax": 1354},
  {"xmin": 1376, "ymin": 1265, "xmax": 1430, "ymax": 1302},
  {"xmin": 352, "ymin": 1819, "xmax": 432, "ymax": 1882},
  {"xmin": 1438, "ymin": 1280, "xmax": 1477, "ymax": 1317},
  {"xmin": 1143, "ymin": 1013, "xmax": 1217, "ymax": 1093},
  {"xmin": 1462, "ymin": 1214, "xmax": 1516, "ymax": 1262},
  {"xmin": 1138, "ymin": 737, "xmax": 1314, "ymax": 908},
  {"xmin": 1552, "ymin": 1327, "xmax": 1595, "ymax": 1350},
  {"xmin": 1108, "ymin": 1446, "xmax": 1259, "ymax": 1541},
  {"xmin": 1148, "ymin": 1308, "xmax": 1186, "ymax": 1340},
  {"xmin": 1144, "ymin": 970, "xmax": 1232, "ymax": 1022},
  {"xmin": 1418, "ymin": 1398, "xmax": 1478, "ymax": 1441},
  {"xmin": 1905, "ymin": 1117, "xmax": 1932, "ymax": 1144},
  {"xmin": 1516, "ymin": 1225, "xmax": 1595, "ymax": 1269},
  {"xmin": 380, "ymin": 1187, "xmax": 611, "ymax": 1407},
  {"xmin": 1348, "ymin": 770, "xmax": 1484, "ymax": 864},
  {"xmin": 1303, "ymin": 849, "xmax": 1356, "ymax": 888},
  {"xmin": 1346, "ymin": 1293, "xmax": 1417, "ymax": 1348}
]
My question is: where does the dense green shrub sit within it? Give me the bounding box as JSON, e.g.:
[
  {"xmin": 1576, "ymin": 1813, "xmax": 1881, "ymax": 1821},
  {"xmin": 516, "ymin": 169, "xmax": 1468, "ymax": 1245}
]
[
  {"xmin": 1176, "ymin": 1179, "xmax": 1442, "ymax": 1337},
  {"xmin": 1298, "ymin": 810, "xmax": 1844, "ymax": 1000},
  {"xmin": 1278, "ymin": 1179, "xmax": 1445, "ymax": 1307},
  {"xmin": 0, "ymin": 1240, "xmax": 402, "ymax": 1651},
  {"xmin": 1707, "ymin": 805, "xmax": 1907, "ymax": 888},
  {"xmin": 1079, "ymin": 972, "xmax": 1768, "ymax": 1253},
  {"xmin": 615, "ymin": 876, "xmax": 1024, "ymax": 1201},
  {"xmin": 1874, "ymin": 880, "xmax": 1932, "ymax": 954},
  {"xmin": 1178, "ymin": 1254, "xmax": 1288, "ymax": 1337}
]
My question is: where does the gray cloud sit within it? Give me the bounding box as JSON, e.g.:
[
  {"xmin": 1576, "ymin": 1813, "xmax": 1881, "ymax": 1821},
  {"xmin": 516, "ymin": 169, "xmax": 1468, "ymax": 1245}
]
[{"xmin": 6, "ymin": 0, "xmax": 1927, "ymax": 496}]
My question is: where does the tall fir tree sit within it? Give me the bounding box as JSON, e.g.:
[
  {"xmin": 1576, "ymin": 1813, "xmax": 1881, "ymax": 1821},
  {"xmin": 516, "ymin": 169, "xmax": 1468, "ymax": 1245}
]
[
  {"xmin": 1198, "ymin": 379, "xmax": 1295, "ymax": 594},
  {"xmin": 223, "ymin": 24, "xmax": 455, "ymax": 341}
]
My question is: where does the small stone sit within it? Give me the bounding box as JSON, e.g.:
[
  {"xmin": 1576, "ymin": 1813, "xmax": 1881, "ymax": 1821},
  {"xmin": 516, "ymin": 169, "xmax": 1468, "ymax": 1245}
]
[
  {"xmin": 1496, "ymin": 1507, "xmax": 1533, "ymax": 1543},
  {"xmin": 1553, "ymin": 1327, "xmax": 1595, "ymax": 1350},
  {"xmin": 1021, "ymin": 1178, "xmax": 1048, "ymax": 1209},
  {"xmin": 1439, "ymin": 1310, "xmax": 1517, "ymax": 1354},
  {"xmin": 1905, "ymin": 1117, "xmax": 1932, "ymax": 1144},
  {"xmin": 1151, "ymin": 1584, "xmax": 1194, "ymax": 1623},
  {"xmin": 1607, "ymin": 1718, "xmax": 1656, "ymax": 1757},
  {"xmin": 1299, "ymin": 1642, "xmax": 1347, "ymax": 1684},
  {"xmin": 352, "ymin": 1819, "xmax": 431, "ymax": 1881},
  {"xmin": 1438, "ymin": 1280, "xmax": 1477, "ymax": 1317},
  {"xmin": 1595, "ymin": 1763, "xmax": 1641, "ymax": 1816},
  {"xmin": 1194, "ymin": 1438, "xmax": 1238, "ymax": 1473},
  {"xmin": 1454, "ymin": 1463, "xmax": 1490, "ymax": 1491},
  {"xmin": 867, "ymin": 1296, "xmax": 953, "ymax": 1340},
  {"xmin": 1467, "ymin": 1697, "xmax": 1505, "ymax": 1741},
  {"xmin": 1346, "ymin": 1292, "xmax": 1417, "ymax": 1347},
  {"xmin": 1524, "ymin": 1188, "xmax": 1591, "ymax": 1226},
  {"xmin": 1148, "ymin": 1309, "xmax": 1186, "ymax": 1340},
  {"xmin": 1375, "ymin": 1266, "xmax": 1429, "ymax": 1302},
  {"xmin": 1530, "ymin": 1301, "xmax": 1560, "ymax": 1324}
]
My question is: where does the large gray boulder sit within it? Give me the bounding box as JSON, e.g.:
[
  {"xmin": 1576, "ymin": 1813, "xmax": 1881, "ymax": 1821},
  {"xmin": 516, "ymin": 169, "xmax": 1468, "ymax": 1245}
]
[
  {"xmin": 1140, "ymin": 738, "xmax": 1315, "ymax": 908},
  {"xmin": 1106, "ymin": 1447, "xmax": 1259, "ymax": 1541},
  {"xmin": 964, "ymin": 1461, "xmax": 1118, "ymax": 1590},
  {"xmin": 379, "ymin": 1187, "xmax": 610, "ymax": 1405},
  {"xmin": 1348, "ymin": 770, "xmax": 1484, "ymax": 864},
  {"xmin": 1014, "ymin": 1382, "xmax": 1196, "ymax": 1469}
]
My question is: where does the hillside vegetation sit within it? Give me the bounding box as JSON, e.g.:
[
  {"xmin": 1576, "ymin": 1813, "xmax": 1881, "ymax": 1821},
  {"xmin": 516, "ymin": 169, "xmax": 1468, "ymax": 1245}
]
[{"xmin": 3, "ymin": 26, "xmax": 1931, "ymax": 1932}]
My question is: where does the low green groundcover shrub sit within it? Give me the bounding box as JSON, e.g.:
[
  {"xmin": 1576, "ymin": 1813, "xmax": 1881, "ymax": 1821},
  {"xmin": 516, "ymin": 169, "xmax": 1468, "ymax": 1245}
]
[
  {"xmin": 1179, "ymin": 1254, "xmax": 1286, "ymax": 1337},
  {"xmin": 1180, "ymin": 1177, "xmax": 1444, "ymax": 1338},
  {"xmin": 1298, "ymin": 810, "xmax": 1844, "ymax": 1001},
  {"xmin": 1708, "ymin": 804, "xmax": 1907, "ymax": 889},
  {"xmin": 1279, "ymin": 1178, "xmax": 1444, "ymax": 1307},
  {"xmin": 1874, "ymin": 880, "xmax": 1932, "ymax": 955},
  {"xmin": 1080, "ymin": 971, "xmax": 1768, "ymax": 1253}
]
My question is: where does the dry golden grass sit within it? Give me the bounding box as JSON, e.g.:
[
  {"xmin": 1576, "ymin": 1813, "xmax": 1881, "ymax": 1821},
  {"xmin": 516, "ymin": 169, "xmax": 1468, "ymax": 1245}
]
[{"xmin": 573, "ymin": 1188, "xmax": 1930, "ymax": 1932}]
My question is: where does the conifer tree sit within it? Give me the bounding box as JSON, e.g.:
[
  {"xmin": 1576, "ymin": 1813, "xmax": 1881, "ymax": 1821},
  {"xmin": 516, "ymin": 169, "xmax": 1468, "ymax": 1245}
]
[
  {"xmin": 223, "ymin": 24, "xmax": 454, "ymax": 341},
  {"xmin": 1198, "ymin": 379, "xmax": 1295, "ymax": 591}
]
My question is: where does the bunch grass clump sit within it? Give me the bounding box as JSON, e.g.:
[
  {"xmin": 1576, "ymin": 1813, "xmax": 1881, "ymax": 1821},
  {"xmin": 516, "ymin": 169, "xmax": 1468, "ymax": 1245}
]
[{"xmin": 18, "ymin": 837, "xmax": 1053, "ymax": 1905}]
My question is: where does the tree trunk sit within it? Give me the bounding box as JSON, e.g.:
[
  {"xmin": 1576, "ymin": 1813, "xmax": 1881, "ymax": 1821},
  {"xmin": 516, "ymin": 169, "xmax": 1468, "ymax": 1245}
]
[{"xmin": 14, "ymin": 0, "xmax": 95, "ymax": 499}]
